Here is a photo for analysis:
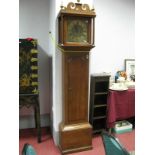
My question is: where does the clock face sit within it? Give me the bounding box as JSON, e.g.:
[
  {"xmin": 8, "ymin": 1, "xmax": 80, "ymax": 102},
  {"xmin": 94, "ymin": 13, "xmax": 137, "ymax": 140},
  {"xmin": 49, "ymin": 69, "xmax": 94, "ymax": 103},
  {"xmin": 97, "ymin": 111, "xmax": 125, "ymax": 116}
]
[{"xmin": 66, "ymin": 17, "xmax": 89, "ymax": 43}]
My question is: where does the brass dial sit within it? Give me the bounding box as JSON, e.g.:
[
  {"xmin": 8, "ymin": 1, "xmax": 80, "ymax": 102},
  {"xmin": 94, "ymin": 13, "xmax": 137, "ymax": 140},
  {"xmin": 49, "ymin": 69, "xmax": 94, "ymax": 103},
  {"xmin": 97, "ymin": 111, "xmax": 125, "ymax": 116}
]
[{"xmin": 66, "ymin": 18, "xmax": 89, "ymax": 43}]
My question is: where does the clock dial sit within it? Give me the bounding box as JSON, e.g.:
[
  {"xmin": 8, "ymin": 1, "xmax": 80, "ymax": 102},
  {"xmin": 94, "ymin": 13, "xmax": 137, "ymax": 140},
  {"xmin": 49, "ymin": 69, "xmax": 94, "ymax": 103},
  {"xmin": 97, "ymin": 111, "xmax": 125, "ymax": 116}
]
[{"xmin": 66, "ymin": 18, "xmax": 89, "ymax": 43}]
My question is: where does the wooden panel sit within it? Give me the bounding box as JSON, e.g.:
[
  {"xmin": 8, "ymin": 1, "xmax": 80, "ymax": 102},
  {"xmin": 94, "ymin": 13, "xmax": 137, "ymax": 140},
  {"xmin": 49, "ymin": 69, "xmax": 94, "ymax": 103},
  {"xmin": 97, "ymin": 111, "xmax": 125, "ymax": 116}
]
[
  {"xmin": 64, "ymin": 52, "xmax": 89, "ymax": 124},
  {"xmin": 67, "ymin": 53, "xmax": 88, "ymax": 123},
  {"xmin": 59, "ymin": 123, "xmax": 92, "ymax": 154}
]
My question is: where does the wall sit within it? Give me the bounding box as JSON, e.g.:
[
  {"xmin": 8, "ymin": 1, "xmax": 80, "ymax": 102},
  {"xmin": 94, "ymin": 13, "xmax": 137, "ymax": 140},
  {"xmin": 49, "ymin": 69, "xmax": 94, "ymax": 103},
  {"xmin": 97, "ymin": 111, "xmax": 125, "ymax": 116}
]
[
  {"xmin": 50, "ymin": 0, "xmax": 135, "ymax": 144},
  {"xmin": 19, "ymin": 0, "xmax": 51, "ymax": 128},
  {"xmin": 49, "ymin": 0, "xmax": 57, "ymax": 140},
  {"xmin": 90, "ymin": 0, "xmax": 135, "ymax": 76}
]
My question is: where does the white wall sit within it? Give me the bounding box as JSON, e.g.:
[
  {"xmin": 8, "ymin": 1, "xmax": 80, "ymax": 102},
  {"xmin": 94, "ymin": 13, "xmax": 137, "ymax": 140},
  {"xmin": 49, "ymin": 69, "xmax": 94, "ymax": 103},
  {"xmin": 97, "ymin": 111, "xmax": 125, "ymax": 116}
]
[
  {"xmin": 19, "ymin": 0, "xmax": 51, "ymax": 128},
  {"xmin": 49, "ymin": 0, "xmax": 57, "ymax": 141},
  {"xmin": 90, "ymin": 0, "xmax": 135, "ymax": 76}
]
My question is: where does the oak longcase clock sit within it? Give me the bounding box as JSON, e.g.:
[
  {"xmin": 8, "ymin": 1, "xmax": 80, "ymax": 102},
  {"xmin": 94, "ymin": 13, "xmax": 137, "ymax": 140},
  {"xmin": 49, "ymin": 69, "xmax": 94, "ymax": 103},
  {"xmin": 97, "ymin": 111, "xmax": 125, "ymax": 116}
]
[{"xmin": 57, "ymin": 1, "xmax": 96, "ymax": 154}]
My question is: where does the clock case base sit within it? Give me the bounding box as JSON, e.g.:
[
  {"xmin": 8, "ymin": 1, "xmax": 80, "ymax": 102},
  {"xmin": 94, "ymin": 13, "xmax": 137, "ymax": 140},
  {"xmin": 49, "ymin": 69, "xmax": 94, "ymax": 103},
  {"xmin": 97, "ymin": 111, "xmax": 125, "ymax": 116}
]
[{"xmin": 59, "ymin": 122, "xmax": 92, "ymax": 154}]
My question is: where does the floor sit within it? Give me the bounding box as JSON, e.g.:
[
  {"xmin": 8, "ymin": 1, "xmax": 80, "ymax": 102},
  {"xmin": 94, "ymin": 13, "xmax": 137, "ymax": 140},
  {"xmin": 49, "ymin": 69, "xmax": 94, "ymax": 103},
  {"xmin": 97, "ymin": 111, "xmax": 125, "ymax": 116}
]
[{"xmin": 19, "ymin": 127, "xmax": 135, "ymax": 155}]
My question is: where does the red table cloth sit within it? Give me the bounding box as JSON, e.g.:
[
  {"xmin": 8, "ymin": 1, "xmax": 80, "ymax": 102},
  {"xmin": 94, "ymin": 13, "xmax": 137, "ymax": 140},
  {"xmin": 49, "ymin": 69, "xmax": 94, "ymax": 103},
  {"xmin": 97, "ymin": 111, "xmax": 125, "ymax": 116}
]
[{"xmin": 106, "ymin": 88, "xmax": 135, "ymax": 128}]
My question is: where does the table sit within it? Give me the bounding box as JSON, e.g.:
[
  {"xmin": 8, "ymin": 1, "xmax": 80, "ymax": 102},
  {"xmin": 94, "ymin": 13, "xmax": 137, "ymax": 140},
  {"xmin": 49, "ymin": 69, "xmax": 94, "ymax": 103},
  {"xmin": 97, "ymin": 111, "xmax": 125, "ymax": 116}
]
[
  {"xmin": 106, "ymin": 88, "xmax": 135, "ymax": 128},
  {"xmin": 19, "ymin": 94, "xmax": 41, "ymax": 143}
]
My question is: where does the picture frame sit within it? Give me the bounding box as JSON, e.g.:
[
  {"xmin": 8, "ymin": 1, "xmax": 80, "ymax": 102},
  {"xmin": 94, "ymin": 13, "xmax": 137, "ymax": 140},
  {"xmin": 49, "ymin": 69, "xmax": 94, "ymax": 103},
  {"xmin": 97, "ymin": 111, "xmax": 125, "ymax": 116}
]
[{"xmin": 125, "ymin": 59, "xmax": 135, "ymax": 81}]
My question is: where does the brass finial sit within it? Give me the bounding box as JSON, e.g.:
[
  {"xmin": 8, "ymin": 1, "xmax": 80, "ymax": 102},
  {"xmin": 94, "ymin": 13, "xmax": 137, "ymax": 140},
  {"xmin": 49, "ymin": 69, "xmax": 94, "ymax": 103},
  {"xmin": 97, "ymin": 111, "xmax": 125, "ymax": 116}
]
[
  {"xmin": 60, "ymin": 4, "xmax": 64, "ymax": 9},
  {"xmin": 60, "ymin": 5, "xmax": 63, "ymax": 9},
  {"xmin": 91, "ymin": 5, "xmax": 95, "ymax": 11},
  {"xmin": 60, "ymin": 1, "xmax": 64, "ymax": 9}
]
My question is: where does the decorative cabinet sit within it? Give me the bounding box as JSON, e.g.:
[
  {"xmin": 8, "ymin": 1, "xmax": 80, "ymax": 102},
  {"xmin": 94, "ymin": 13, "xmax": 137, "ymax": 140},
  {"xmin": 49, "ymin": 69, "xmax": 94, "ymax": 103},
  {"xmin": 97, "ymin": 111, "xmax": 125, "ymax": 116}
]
[
  {"xmin": 89, "ymin": 74, "xmax": 110, "ymax": 134},
  {"xmin": 19, "ymin": 39, "xmax": 39, "ymax": 94},
  {"xmin": 58, "ymin": 0, "xmax": 96, "ymax": 154},
  {"xmin": 19, "ymin": 38, "xmax": 41, "ymax": 143}
]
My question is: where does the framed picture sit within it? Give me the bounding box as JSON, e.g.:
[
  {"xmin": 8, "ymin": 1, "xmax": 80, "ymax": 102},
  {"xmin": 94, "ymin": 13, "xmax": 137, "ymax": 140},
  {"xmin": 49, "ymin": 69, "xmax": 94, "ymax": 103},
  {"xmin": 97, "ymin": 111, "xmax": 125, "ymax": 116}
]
[{"xmin": 125, "ymin": 59, "xmax": 135, "ymax": 81}]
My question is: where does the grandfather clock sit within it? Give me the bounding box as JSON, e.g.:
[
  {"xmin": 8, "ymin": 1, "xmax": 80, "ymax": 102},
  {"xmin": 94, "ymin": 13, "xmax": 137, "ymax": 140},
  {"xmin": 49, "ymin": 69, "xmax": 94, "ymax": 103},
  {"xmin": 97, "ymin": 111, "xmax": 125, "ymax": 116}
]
[{"xmin": 57, "ymin": 0, "xmax": 96, "ymax": 154}]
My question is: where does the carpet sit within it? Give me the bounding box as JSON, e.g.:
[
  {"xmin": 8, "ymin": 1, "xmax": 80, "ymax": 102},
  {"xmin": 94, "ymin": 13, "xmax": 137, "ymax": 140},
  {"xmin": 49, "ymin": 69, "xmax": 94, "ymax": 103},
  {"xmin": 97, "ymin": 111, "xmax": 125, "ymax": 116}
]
[{"xmin": 19, "ymin": 127, "xmax": 135, "ymax": 155}]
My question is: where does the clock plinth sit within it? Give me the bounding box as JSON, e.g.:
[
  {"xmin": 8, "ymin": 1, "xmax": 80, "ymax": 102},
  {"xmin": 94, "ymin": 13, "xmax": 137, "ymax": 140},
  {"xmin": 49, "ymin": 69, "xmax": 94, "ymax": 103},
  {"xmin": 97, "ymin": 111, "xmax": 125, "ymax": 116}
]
[
  {"xmin": 59, "ymin": 122, "xmax": 92, "ymax": 154},
  {"xmin": 58, "ymin": 1, "xmax": 96, "ymax": 154}
]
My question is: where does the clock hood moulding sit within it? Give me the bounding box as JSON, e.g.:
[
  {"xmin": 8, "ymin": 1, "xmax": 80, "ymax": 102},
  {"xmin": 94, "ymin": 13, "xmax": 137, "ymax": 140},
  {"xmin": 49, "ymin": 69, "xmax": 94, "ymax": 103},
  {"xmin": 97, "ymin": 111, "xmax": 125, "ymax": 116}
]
[{"xmin": 58, "ymin": 1, "xmax": 96, "ymax": 17}]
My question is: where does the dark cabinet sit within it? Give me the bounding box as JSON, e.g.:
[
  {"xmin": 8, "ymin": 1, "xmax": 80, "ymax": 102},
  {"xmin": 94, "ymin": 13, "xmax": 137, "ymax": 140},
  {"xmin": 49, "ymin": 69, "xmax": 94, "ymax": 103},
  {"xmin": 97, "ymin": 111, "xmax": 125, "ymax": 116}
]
[
  {"xmin": 19, "ymin": 38, "xmax": 41, "ymax": 142},
  {"xmin": 19, "ymin": 39, "xmax": 39, "ymax": 94},
  {"xmin": 89, "ymin": 74, "xmax": 110, "ymax": 134}
]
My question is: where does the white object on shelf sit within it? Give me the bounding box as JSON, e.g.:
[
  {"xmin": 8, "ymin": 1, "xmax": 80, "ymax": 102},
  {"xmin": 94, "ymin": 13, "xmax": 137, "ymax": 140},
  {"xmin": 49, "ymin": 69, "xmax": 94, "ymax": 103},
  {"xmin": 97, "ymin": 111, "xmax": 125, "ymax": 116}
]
[
  {"xmin": 109, "ymin": 83, "xmax": 128, "ymax": 91},
  {"xmin": 113, "ymin": 120, "xmax": 133, "ymax": 134},
  {"xmin": 125, "ymin": 81, "xmax": 135, "ymax": 88},
  {"xmin": 117, "ymin": 77, "xmax": 125, "ymax": 83}
]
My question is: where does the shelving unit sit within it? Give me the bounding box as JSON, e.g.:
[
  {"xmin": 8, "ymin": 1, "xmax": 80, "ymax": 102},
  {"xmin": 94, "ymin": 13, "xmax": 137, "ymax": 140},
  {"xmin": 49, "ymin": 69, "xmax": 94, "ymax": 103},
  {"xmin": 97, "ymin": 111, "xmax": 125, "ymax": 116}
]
[{"xmin": 89, "ymin": 74, "xmax": 110, "ymax": 134}]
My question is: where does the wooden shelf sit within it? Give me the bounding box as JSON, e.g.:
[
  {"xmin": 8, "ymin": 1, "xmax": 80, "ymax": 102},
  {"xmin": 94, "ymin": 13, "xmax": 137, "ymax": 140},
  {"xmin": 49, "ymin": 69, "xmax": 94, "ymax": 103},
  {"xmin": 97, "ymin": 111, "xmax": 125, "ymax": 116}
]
[
  {"xmin": 94, "ymin": 104, "xmax": 107, "ymax": 108},
  {"xmin": 93, "ymin": 116, "xmax": 106, "ymax": 119},
  {"xmin": 93, "ymin": 129, "xmax": 104, "ymax": 134},
  {"xmin": 89, "ymin": 75, "xmax": 110, "ymax": 135},
  {"xmin": 94, "ymin": 92, "xmax": 108, "ymax": 95}
]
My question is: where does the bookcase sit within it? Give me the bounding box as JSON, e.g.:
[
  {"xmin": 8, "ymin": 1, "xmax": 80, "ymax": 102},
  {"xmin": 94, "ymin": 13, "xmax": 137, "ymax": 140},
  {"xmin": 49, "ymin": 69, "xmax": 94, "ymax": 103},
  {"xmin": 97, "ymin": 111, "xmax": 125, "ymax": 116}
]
[{"xmin": 89, "ymin": 74, "xmax": 110, "ymax": 134}]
